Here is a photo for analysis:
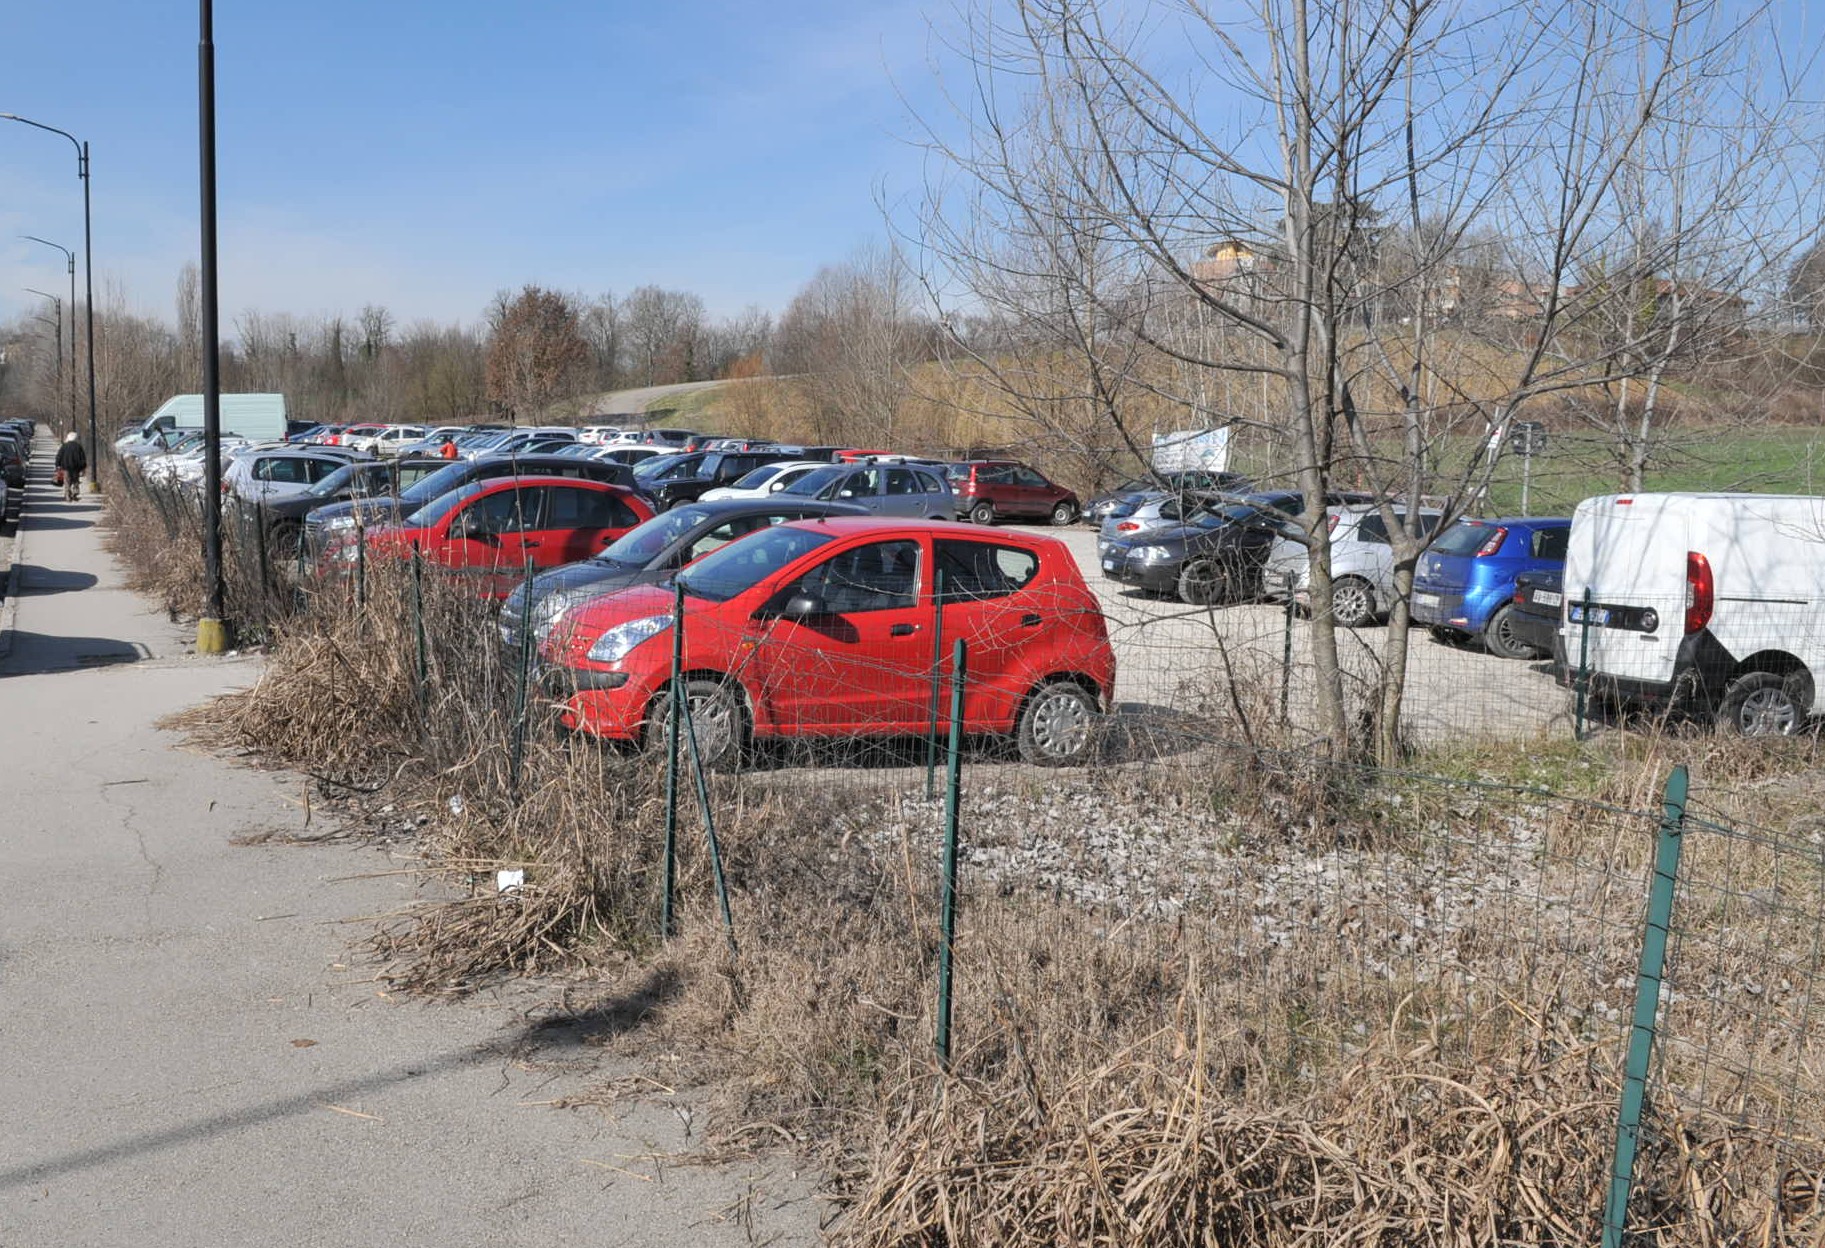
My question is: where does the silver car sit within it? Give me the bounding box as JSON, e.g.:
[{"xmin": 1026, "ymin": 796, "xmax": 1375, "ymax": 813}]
[
  {"xmin": 1281, "ymin": 503, "xmax": 1444, "ymax": 627},
  {"xmin": 773, "ymin": 461, "xmax": 955, "ymax": 520}
]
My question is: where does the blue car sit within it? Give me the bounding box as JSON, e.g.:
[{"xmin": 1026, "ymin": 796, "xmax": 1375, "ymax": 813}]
[{"xmin": 1411, "ymin": 516, "xmax": 1571, "ymax": 658}]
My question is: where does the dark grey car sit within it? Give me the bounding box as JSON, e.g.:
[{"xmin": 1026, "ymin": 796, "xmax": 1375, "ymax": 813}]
[
  {"xmin": 498, "ymin": 498, "xmax": 867, "ymax": 654},
  {"xmin": 773, "ymin": 461, "xmax": 955, "ymax": 520},
  {"xmin": 247, "ymin": 457, "xmax": 447, "ymax": 555}
]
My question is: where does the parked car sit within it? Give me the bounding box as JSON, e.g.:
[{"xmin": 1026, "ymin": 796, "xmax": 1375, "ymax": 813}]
[
  {"xmin": 636, "ymin": 449, "xmax": 800, "ymax": 511},
  {"xmin": 1099, "ymin": 492, "xmax": 1252, "ymax": 554},
  {"xmin": 337, "ymin": 423, "xmax": 389, "ymax": 451},
  {"xmin": 1507, "ymin": 567, "xmax": 1565, "ymax": 668},
  {"xmin": 773, "ymin": 461, "xmax": 956, "ymax": 520},
  {"xmin": 1100, "ymin": 491, "xmax": 1306, "ymax": 604},
  {"xmin": 368, "ymin": 425, "xmax": 430, "ymax": 457},
  {"xmin": 334, "ymin": 477, "xmax": 653, "ymax": 599},
  {"xmin": 1412, "ymin": 516, "xmax": 1571, "ymax": 657},
  {"xmin": 1083, "ymin": 470, "xmax": 1252, "ymax": 525},
  {"xmin": 1287, "ymin": 503, "xmax": 1445, "ymax": 627},
  {"xmin": 0, "ymin": 433, "xmax": 28, "ymax": 491},
  {"xmin": 303, "ymin": 453, "xmax": 641, "ymax": 555},
  {"xmin": 252, "ymin": 457, "xmax": 448, "ymax": 557},
  {"xmin": 947, "ymin": 460, "xmax": 1080, "ymax": 526},
  {"xmin": 593, "ymin": 446, "xmax": 666, "ymax": 467},
  {"xmin": 542, "ymin": 518, "xmax": 1115, "ymax": 767},
  {"xmin": 1562, "ymin": 492, "xmax": 1825, "ymax": 735},
  {"xmin": 498, "ymin": 498, "xmax": 869, "ymax": 654},
  {"xmin": 699, "ymin": 460, "xmax": 831, "ymax": 503},
  {"xmin": 223, "ymin": 448, "xmax": 366, "ymax": 505},
  {"xmin": 579, "ymin": 425, "xmax": 621, "ymax": 445}
]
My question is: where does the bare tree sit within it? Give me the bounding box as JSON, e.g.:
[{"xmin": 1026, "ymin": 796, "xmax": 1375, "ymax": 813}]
[
  {"xmin": 620, "ymin": 286, "xmax": 707, "ymax": 386},
  {"xmin": 774, "ymin": 244, "xmax": 926, "ymax": 444},
  {"xmin": 485, "ymin": 285, "xmax": 590, "ymax": 421}
]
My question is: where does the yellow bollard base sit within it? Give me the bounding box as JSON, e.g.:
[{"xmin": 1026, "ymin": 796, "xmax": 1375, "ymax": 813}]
[
  {"xmin": 196, "ymin": 617, "xmax": 233, "ymax": 655},
  {"xmin": 87, "ymin": 477, "xmax": 101, "ymax": 494}
]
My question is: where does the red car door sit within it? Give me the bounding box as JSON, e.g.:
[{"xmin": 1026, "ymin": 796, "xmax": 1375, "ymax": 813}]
[
  {"xmin": 437, "ymin": 484, "xmax": 544, "ymax": 598},
  {"xmin": 932, "ymin": 537, "xmax": 1048, "ymax": 727},
  {"xmin": 743, "ymin": 536, "xmax": 932, "ymax": 733}
]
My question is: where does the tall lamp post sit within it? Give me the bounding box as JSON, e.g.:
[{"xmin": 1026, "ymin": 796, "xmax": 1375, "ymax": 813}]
[
  {"xmin": 2, "ymin": 113, "xmax": 99, "ymax": 490},
  {"xmin": 195, "ymin": 0, "xmax": 229, "ymax": 653},
  {"xmin": 23, "ymin": 289, "xmax": 70, "ymax": 435},
  {"xmin": 23, "ymin": 237, "xmax": 78, "ymax": 436}
]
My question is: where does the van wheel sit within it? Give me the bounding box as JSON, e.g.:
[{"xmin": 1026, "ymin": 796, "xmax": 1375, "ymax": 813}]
[
  {"xmin": 1332, "ymin": 577, "xmax": 1377, "ymax": 628},
  {"xmin": 1482, "ymin": 605, "xmax": 1539, "ymax": 659},
  {"xmin": 1717, "ymin": 671, "xmax": 1811, "ymax": 737},
  {"xmin": 1016, "ymin": 681, "xmax": 1100, "ymax": 766},
  {"xmin": 969, "ymin": 502, "xmax": 995, "ymax": 526},
  {"xmin": 1049, "ymin": 500, "xmax": 1078, "ymax": 526},
  {"xmin": 646, "ymin": 678, "xmax": 746, "ymax": 769}
]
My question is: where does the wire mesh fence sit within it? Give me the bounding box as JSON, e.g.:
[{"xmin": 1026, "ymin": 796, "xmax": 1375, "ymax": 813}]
[{"xmin": 105, "ymin": 451, "xmax": 1825, "ymax": 1242}]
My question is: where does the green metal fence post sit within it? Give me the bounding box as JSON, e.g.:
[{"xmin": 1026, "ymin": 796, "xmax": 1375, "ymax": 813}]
[
  {"xmin": 680, "ymin": 672, "xmax": 738, "ymax": 956},
  {"xmin": 661, "ymin": 579, "xmax": 684, "ymax": 940},
  {"xmin": 935, "ymin": 638, "xmax": 968, "ymax": 1072},
  {"xmin": 925, "ymin": 566, "xmax": 946, "ymax": 801},
  {"xmin": 1281, "ymin": 573, "xmax": 1296, "ymax": 725},
  {"xmin": 1601, "ymin": 764, "xmax": 1689, "ymax": 1248},
  {"xmin": 355, "ymin": 524, "xmax": 367, "ymax": 610},
  {"xmin": 509, "ymin": 554, "xmax": 535, "ymax": 799}
]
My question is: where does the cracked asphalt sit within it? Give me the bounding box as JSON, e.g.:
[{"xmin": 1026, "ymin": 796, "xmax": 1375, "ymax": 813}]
[{"xmin": 0, "ymin": 433, "xmax": 822, "ymax": 1245}]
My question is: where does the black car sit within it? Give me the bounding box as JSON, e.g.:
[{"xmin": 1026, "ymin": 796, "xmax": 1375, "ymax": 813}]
[
  {"xmin": 1508, "ymin": 567, "xmax": 1566, "ymax": 672},
  {"xmin": 1099, "ymin": 490, "xmax": 1305, "ymax": 603},
  {"xmin": 497, "ymin": 497, "xmax": 868, "ymax": 654},
  {"xmin": 304, "ymin": 453, "xmax": 642, "ymax": 556},
  {"xmin": 248, "ymin": 456, "xmax": 448, "ymax": 554},
  {"xmin": 1083, "ymin": 469, "xmax": 1253, "ymax": 525},
  {"xmin": 633, "ymin": 449, "xmax": 800, "ymax": 511}
]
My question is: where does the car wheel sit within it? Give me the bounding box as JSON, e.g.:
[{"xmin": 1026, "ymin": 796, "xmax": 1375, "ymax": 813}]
[
  {"xmin": 969, "ymin": 501, "xmax": 995, "ymax": 526},
  {"xmin": 1482, "ymin": 604, "xmax": 1539, "ymax": 659},
  {"xmin": 1430, "ymin": 625, "xmax": 1468, "ymax": 646},
  {"xmin": 646, "ymin": 678, "xmax": 747, "ymax": 769},
  {"xmin": 1332, "ymin": 577, "xmax": 1377, "ymax": 628},
  {"xmin": 1716, "ymin": 670, "xmax": 1811, "ymax": 737},
  {"xmin": 1049, "ymin": 500, "xmax": 1077, "ymax": 526},
  {"xmin": 1016, "ymin": 680, "xmax": 1100, "ymax": 766},
  {"xmin": 1178, "ymin": 559, "xmax": 1226, "ymax": 606}
]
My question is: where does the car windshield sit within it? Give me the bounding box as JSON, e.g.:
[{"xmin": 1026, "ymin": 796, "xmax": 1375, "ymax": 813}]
[
  {"xmin": 633, "ymin": 453, "xmax": 690, "ymax": 482},
  {"xmin": 306, "ymin": 462, "xmax": 370, "ymax": 498},
  {"xmin": 596, "ymin": 505, "xmax": 716, "ymax": 566},
  {"xmin": 779, "ymin": 466, "xmax": 845, "ymax": 498},
  {"xmin": 403, "ymin": 481, "xmax": 486, "ymax": 528},
  {"xmin": 676, "ymin": 525, "xmax": 836, "ymax": 603},
  {"xmin": 728, "ymin": 464, "xmax": 787, "ymax": 491},
  {"xmin": 1432, "ymin": 521, "xmax": 1497, "ymax": 556},
  {"xmin": 398, "ymin": 462, "xmax": 474, "ymax": 506}
]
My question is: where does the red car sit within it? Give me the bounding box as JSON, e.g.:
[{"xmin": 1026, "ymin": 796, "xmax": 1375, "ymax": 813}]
[
  {"xmin": 339, "ymin": 475, "xmax": 653, "ymax": 598},
  {"xmin": 542, "ymin": 518, "xmax": 1115, "ymax": 767},
  {"xmin": 947, "ymin": 460, "xmax": 1080, "ymax": 527}
]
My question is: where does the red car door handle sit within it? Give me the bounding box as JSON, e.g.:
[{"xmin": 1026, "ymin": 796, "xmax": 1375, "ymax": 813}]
[
  {"xmin": 1019, "ymin": 613, "xmax": 1042, "ymax": 628},
  {"xmin": 889, "ymin": 623, "xmax": 917, "ymax": 637}
]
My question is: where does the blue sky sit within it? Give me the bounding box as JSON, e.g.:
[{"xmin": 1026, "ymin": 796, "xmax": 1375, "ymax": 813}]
[{"xmin": 0, "ymin": 0, "xmax": 941, "ymax": 330}]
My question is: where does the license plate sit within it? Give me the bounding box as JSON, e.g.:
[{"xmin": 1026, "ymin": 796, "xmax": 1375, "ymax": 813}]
[
  {"xmin": 1102, "ymin": 558, "xmax": 1119, "ymax": 572},
  {"xmin": 1414, "ymin": 592, "xmax": 1441, "ymax": 608},
  {"xmin": 1569, "ymin": 604, "xmax": 1610, "ymax": 625},
  {"xmin": 1534, "ymin": 589, "xmax": 1562, "ymax": 608}
]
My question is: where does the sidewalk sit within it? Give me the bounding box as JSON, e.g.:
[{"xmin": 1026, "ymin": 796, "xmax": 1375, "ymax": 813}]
[{"xmin": 0, "ymin": 430, "xmax": 820, "ymax": 1246}]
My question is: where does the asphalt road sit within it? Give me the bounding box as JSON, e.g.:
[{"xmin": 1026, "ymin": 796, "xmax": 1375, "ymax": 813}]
[{"xmin": 0, "ymin": 435, "xmax": 821, "ymax": 1247}]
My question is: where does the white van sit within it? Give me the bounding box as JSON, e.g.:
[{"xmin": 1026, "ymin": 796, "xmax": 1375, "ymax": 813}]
[
  {"xmin": 1562, "ymin": 492, "xmax": 1825, "ymax": 734},
  {"xmin": 115, "ymin": 393, "xmax": 289, "ymax": 453}
]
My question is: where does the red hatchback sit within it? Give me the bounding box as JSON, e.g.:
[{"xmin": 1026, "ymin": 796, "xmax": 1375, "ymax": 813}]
[
  {"xmin": 345, "ymin": 476, "xmax": 653, "ymax": 598},
  {"xmin": 543, "ymin": 518, "xmax": 1115, "ymax": 766}
]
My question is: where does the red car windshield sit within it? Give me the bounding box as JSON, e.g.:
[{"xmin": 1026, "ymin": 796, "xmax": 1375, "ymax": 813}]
[{"xmin": 676, "ymin": 525, "xmax": 836, "ymax": 603}]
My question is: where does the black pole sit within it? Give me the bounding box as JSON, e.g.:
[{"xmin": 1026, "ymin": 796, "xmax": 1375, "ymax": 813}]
[
  {"xmin": 81, "ymin": 142, "xmax": 98, "ymax": 491},
  {"xmin": 196, "ymin": 0, "xmax": 228, "ymax": 651},
  {"xmin": 0, "ymin": 119, "xmax": 99, "ymax": 488}
]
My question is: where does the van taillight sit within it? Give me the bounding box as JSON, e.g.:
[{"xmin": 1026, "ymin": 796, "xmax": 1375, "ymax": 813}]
[
  {"xmin": 1685, "ymin": 552, "xmax": 1713, "ymax": 634},
  {"xmin": 1475, "ymin": 526, "xmax": 1508, "ymax": 557},
  {"xmin": 1326, "ymin": 514, "xmax": 1340, "ymax": 534}
]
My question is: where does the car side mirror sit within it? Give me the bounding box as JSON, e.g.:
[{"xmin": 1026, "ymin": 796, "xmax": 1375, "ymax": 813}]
[{"xmin": 782, "ymin": 591, "xmax": 826, "ymax": 618}]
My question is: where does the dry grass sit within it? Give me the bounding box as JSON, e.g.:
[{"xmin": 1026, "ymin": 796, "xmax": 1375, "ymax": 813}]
[{"xmin": 120, "ymin": 456, "xmax": 1825, "ymax": 1243}]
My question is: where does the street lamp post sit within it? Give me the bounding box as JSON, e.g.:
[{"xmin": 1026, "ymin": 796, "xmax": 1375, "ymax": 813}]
[
  {"xmin": 23, "ymin": 288, "xmax": 69, "ymax": 435},
  {"xmin": 23, "ymin": 237, "xmax": 78, "ymax": 436},
  {"xmin": 195, "ymin": 0, "xmax": 229, "ymax": 653},
  {"xmin": 2, "ymin": 113, "xmax": 99, "ymax": 490}
]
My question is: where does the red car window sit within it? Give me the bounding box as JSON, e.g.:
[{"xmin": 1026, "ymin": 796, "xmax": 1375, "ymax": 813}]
[
  {"xmin": 792, "ymin": 539, "xmax": 920, "ymax": 613},
  {"xmin": 935, "ymin": 540, "xmax": 1040, "ymax": 602}
]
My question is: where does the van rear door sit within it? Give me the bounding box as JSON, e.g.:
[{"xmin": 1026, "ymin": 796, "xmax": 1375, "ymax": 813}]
[{"xmin": 1562, "ymin": 495, "xmax": 1687, "ymax": 689}]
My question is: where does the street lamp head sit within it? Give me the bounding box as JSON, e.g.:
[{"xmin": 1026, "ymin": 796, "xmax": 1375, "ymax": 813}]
[{"xmin": 21, "ymin": 235, "xmax": 75, "ymax": 272}]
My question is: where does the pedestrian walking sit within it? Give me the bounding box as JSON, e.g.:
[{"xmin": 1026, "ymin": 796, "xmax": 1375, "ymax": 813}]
[{"xmin": 54, "ymin": 432, "xmax": 87, "ymax": 503}]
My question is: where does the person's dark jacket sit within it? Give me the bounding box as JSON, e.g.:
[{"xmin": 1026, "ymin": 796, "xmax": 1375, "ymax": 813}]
[{"xmin": 55, "ymin": 440, "xmax": 88, "ymax": 476}]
